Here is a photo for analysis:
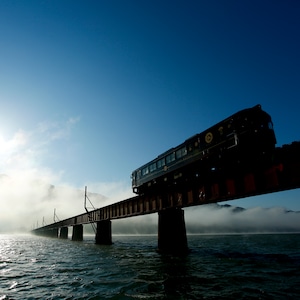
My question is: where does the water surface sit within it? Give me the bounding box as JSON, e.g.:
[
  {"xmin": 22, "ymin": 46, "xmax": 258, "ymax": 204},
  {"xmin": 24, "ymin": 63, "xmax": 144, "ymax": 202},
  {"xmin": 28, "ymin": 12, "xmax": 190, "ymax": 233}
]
[{"xmin": 1, "ymin": 234, "xmax": 299, "ymax": 299}]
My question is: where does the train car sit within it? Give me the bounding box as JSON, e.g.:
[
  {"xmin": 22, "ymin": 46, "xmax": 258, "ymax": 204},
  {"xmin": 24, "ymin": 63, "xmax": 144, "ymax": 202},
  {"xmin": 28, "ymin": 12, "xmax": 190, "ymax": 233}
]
[{"xmin": 131, "ymin": 105, "xmax": 276, "ymax": 194}]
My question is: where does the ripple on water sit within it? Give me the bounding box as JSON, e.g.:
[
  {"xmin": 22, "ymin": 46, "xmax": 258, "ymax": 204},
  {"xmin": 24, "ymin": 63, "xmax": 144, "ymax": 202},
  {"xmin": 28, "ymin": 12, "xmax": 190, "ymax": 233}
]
[{"xmin": 0, "ymin": 234, "xmax": 300, "ymax": 299}]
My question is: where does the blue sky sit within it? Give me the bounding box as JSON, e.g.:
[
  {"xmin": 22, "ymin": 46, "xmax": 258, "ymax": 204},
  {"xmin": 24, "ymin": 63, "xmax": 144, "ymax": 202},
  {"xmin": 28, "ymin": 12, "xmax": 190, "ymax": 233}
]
[{"xmin": 0, "ymin": 0, "xmax": 300, "ymax": 230}]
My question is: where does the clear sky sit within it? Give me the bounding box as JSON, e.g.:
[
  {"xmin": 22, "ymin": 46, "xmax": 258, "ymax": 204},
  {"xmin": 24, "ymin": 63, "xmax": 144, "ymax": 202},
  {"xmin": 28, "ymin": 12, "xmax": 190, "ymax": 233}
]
[{"xmin": 0, "ymin": 1, "xmax": 300, "ymax": 231}]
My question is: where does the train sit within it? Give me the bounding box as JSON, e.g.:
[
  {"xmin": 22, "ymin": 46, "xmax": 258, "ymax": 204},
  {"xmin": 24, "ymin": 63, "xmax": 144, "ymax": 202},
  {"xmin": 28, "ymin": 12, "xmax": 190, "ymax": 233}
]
[{"xmin": 131, "ymin": 105, "xmax": 277, "ymax": 194}]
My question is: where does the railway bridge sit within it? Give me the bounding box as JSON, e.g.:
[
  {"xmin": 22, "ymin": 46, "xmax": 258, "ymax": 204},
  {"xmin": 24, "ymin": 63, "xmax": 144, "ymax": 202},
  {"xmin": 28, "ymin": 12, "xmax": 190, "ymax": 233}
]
[{"xmin": 32, "ymin": 141, "xmax": 300, "ymax": 253}]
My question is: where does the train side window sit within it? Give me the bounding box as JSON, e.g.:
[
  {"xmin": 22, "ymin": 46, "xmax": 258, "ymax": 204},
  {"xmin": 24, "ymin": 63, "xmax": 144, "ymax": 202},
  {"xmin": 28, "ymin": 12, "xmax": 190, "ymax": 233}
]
[
  {"xmin": 176, "ymin": 147, "xmax": 187, "ymax": 159},
  {"xmin": 157, "ymin": 158, "xmax": 165, "ymax": 168},
  {"xmin": 149, "ymin": 162, "xmax": 157, "ymax": 172},
  {"xmin": 142, "ymin": 167, "xmax": 149, "ymax": 176},
  {"xmin": 166, "ymin": 152, "xmax": 175, "ymax": 164}
]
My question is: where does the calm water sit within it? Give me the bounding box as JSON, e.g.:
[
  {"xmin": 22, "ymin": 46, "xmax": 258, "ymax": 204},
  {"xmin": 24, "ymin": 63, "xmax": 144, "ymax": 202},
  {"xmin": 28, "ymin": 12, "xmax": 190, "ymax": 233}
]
[{"xmin": 0, "ymin": 233, "xmax": 299, "ymax": 299}]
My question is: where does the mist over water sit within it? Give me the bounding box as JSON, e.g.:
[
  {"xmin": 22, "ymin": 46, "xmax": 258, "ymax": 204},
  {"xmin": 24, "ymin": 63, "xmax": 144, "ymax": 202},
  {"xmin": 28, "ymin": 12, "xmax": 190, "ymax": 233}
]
[
  {"xmin": 111, "ymin": 204, "xmax": 300, "ymax": 236},
  {"xmin": 1, "ymin": 169, "xmax": 299, "ymax": 234},
  {"xmin": 184, "ymin": 204, "xmax": 300, "ymax": 234},
  {"xmin": 0, "ymin": 234, "xmax": 299, "ymax": 299}
]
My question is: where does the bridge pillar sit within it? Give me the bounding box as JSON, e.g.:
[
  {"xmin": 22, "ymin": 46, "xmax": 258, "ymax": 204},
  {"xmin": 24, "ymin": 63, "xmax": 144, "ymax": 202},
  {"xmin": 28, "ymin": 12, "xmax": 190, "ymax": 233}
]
[
  {"xmin": 95, "ymin": 220, "xmax": 112, "ymax": 245},
  {"xmin": 59, "ymin": 227, "xmax": 68, "ymax": 239},
  {"xmin": 72, "ymin": 224, "xmax": 83, "ymax": 241},
  {"xmin": 158, "ymin": 208, "xmax": 188, "ymax": 254}
]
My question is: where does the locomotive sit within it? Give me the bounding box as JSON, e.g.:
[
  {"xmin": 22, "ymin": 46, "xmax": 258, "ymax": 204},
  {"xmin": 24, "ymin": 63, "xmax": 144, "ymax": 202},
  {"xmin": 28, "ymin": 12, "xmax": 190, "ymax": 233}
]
[{"xmin": 131, "ymin": 105, "xmax": 276, "ymax": 194}]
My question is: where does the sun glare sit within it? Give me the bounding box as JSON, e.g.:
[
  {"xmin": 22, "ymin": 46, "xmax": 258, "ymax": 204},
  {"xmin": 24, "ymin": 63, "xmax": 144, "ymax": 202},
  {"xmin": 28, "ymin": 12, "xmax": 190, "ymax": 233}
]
[
  {"xmin": 0, "ymin": 133, "xmax": 6, "ymax": 154},
  {"xmin": 0, "ymin": 130, "xmax": 28, "ymax": 156}
]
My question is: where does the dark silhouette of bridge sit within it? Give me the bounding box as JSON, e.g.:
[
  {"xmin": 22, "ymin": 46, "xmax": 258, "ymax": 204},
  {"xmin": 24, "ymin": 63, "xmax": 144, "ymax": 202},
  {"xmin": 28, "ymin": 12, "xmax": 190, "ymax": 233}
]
[{"xmin": 32, "ymin": 141, "xmax": 300, "ymax": 253}]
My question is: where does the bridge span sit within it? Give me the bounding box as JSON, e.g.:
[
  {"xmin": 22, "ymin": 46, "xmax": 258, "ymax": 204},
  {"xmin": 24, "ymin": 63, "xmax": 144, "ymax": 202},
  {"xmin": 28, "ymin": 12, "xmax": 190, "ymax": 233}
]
[{"xmin": 32, "ymin": 141, "xmax": 300, "ymax": 253}]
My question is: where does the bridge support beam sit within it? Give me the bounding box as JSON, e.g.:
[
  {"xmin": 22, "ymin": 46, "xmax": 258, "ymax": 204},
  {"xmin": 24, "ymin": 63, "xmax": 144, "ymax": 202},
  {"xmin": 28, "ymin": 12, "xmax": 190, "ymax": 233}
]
[
  {"xmin": 95, "ymin": 220, "xmax": 112, "ymax": 245},
  {"xmin": 158, "ymin": 208, "xmax": 188, "ymax": 254},
  {"xmin": 72, "ymin": 224, "xmax": 83, "ymax": 241},
  {"xmin": 59, "ymin": 227, "xmax": 68, "ymax": 239}
]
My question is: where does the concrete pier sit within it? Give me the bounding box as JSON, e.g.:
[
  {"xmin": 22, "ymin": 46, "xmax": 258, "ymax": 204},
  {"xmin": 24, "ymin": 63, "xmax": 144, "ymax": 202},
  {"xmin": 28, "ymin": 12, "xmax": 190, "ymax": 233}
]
[
  {"xmin": 59, "ymin": 227, "xmax": 68, "ymax": 239},
  {"xmin": 158, "ymin": 208, "xmax": 188, "ymax": 254},
  {"xmin": 95, "ymin": 220, "xmax": 112, "ymax": 245},
  {"xmin": 72, "ymin": 224, "xmax": 83, "ymax": 241}
]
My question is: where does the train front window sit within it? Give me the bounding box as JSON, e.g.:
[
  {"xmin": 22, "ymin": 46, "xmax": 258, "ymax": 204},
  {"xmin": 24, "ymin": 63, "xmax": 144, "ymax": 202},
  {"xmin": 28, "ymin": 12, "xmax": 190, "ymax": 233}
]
[
  {"xmin": 131, "ymin": 173, "xmax": 136, "ymax": 183},
  {"xmin": 268, "ymin": 121, "xmax": 273, "ymax": 130}
]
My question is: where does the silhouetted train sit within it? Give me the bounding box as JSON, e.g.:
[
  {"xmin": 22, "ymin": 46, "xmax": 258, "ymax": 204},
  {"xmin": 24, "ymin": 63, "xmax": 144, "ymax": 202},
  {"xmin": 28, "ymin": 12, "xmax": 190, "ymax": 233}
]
[{"xmin": 131, "ymin": 105, "xmax": 276, "ymax": 194}]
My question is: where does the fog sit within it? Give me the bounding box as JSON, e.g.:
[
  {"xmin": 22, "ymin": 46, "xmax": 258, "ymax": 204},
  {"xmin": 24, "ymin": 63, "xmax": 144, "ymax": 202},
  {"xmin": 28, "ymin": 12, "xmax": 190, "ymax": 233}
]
[
  {"xmin": 0, "ymin": 173, "xmax": 132, "ymax": 233},
  {"xmin": 1, "ymin": 171, "xmax": 299, "ymax": 234},
  {"xmin": 184, "ymin": 204, "xmax": 300, "ymax": 234},
  {"xmin": 0, "ymin": 121, "xmax": 134, "ymax": 233},
  {"xmin": 111, "ymin": 204, "xmax": 300, "ymax": 235}
]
